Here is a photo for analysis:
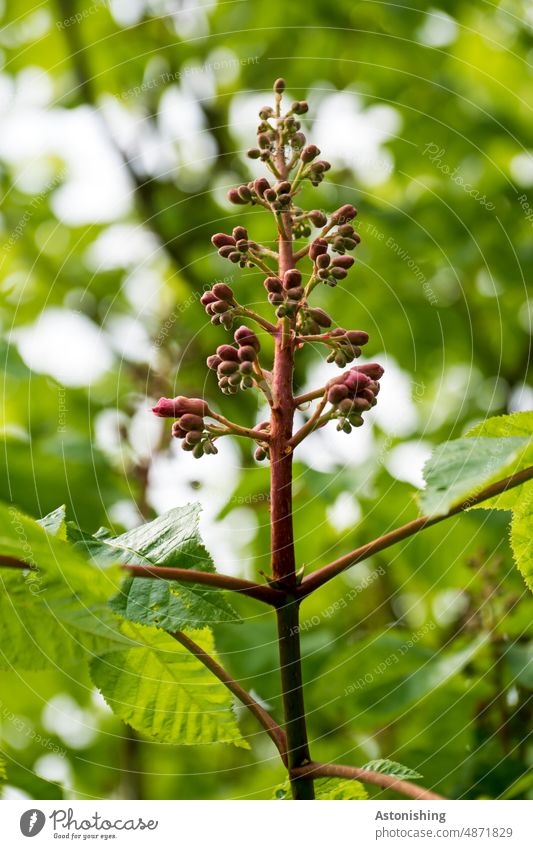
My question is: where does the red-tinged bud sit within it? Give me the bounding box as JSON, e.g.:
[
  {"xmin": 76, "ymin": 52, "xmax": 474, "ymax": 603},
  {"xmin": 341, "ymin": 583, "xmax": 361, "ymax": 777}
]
[
  {"xmin": 358, "ymin": 388, "xmax": 376, "ymax": 404},
  {"xmin": 344, "ymin": 371, "xmax": 371, "ymax": 392},
  {"xmin": 247, "ymin": 148, "xmax": 261, "ymax": 159},
  {"xmin": 274, "ymin": 78, "xmax": 286, "ymax": 94},
  {"xmin": 255, "ymin": 446, "xmax": 268, "ymax": 462},
  {"xmin": 316, "ymin": 253, "xmax": 330, "ymax": 269},
  {"xmin": 211, "ymin": 233, "xmax": 235, "ymax": 249},
  {"xmin": 309, "ymin": 209, "xmax": 327, "ymax": 227},
  {"xmin": 356, "ymin": 363, "xmax": 385, "ymax": 380},
  {"xmin": 179, "ymin": 412, "xmax": 204, "ymax": 432},
  {"xmin": 351, "ymin": 396, "xmax": 373, "ymax": 412},
  {"xmin": 234, "ymin": 325, "xmax": 260, "ymax": 351},
  {"xmin": 228, "ymin": 188, "xmax": 247, "ymax": 205},
  {"xmin": 292, "ymin": 101, "xmax": 308, "ymax": 114},
  {"xmin": 330, "ymin": 328, "xmax": 346, "ymax": 337},
  {"xmin": 264, "ymin": 188, "xmax": 277, "ymax": 203},
  {"xmin": 218, "ymin": 245, "xmax": 235, "ymax": 258},
  {"xmin": 154, "ymin": 396, "xmax": 209, "ymax": 419},
  {"xmin": 331, "ymin": 204, "xmax": 357, "ymax": 223},
  {"xmin": 171, "ymin": 422, "xmax": 187, "ymax": 439},
  {"xmin": 333, "ymin": 255, "xmax": 355, "ymax": 270},
  {"xmin": 185, "ymin": 431, "xmax": 203, "ymax": 446},
  {"xmin": 285, "ymin": 291, "xmax": 303, "ymax": 305},
  {"xmin": 238, "ymin": 345, "xmax": 257, "ymax": 362},
  {"xmin": 264, "ymin": 276, "xmax": 283, "ymax": 293},
  {"xmin": 212, "ymin": 283, "xmax": 234, "ymax": 301},
  {"xmin": 327, "ymin": 384, "xmax": 349, "ymax": 405},
  {"xmin": 200, "ymin": 291, "xmax": 217, "ymax": 306},
  {"xmin": 345, "ymin": 330, "xmax": 369, "ymax": 346},
  {"xmin": 291, "ymin": 132, "xmax": 306, "ymax": 149},
  {"xmin": 330, "ymin": 267, "xmax": 347, "ymax": 280},
  {"xmin": 253, "ymin": 177, "xmax": 270, "ymax": 198},
  {"xmin": 232, "ymin": 226, "xmax": 248, "ymax": 241},
  {"xmin": 217, "ymin": 344, "xmax": 240, "ymax": 362},
  {"xmin": 207, "ymin": 354, "xmax": 222, "ymax": 370},
  {"xmin": 301, "ymin": 144, "xmax": 320, "ymax": 163},
  {"xmin": 238, "ymin": 185, "xmax": 252, "ymax": 202},
  {"xmin": 239, "ymin": 361, "xmax": 254, "ymax": 376},
  {"xmin": 276, "ymin": 181, "xmax": 291, "ymax": 195},
  {"xmin": 309, "ymin": 238, "xmax": 328, "ymax": 260},
  {"xmin": 283, "ymin": 268, "xmax": 302, "ymax": 289},
  {"xmin": 218, "ymin": 360, "xmax": 239, "ymax": 375},
  {"xmin": 309, "ymin": 308, "xmax": 332, "ymax": 328}
]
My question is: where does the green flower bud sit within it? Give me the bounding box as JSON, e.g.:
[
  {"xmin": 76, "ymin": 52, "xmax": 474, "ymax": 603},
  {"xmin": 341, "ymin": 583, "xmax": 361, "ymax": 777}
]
[{"xmin": 192, "ymin": 443, "xmax": 205, "ymax": 459}]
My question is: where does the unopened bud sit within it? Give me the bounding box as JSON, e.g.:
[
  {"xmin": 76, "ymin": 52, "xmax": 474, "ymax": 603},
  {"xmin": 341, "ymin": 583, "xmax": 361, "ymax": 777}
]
[
  {"xmin": 309, "ymin": 308, "xmax": 332, "ymax": 328},
  {"xmin": 309, "ymin": 238, "xmax": 328, "ymax": 260},
  {"xmin": 283, "ymin": 268, "xmax": 302, "ymax": 289},
  {"xmin": 331, "ymin": 204, "xmax": 357, "ymax": 223},
  {"xmin": 345, "ymin": 330, "xmax": 369, "ymax": 346},
  {"xmin": 212, "ymin": 283, "xmax": 234, "ymax": 301},
  {"xmin": 309, "ymin": 209, "xmax": 327, "ymax": 227},
  {"xmin": 327, "ymin": 384, "xmax": 349, "ymax": 405},
  {"xmin": 264, "ymin": 276, "xmax": 283, "ymax": 293},
  {"xmin": 232, "ymin": 226, "xmax": 248, "ymax": 241},
  {"xmin": 228, "ymin": 188, "xmax": 248, "ymax": 205},
  {"xmin": 356, "ymin": 363, "xmax": 384, "ymax": 380},
  {"xmin": 179, "ymin": 413, "xmax": 205, "ymax": 432},
  {"xmin": 211, "ymin": 233, "xmax": 235, "ymax": 249},
  {"xmin": 206, "ymin": 354, "xmax": 222, "ymax": 370},
  {"xmin": 333, "ymin": 255, "xmax": 355, "ymax": 270},
  {"xmin": 238, "ymin": 345, "xmax": 257, "ymax": 362},
  {"xmin": 217, "ymin": 343, "xmax": 240, "ymax": 362},
  {"xmin": 152, "ymin": 396, "xmax": 208, "ymax": 418},
  {"xmin": 301, "ymin": 144, "xmax": 320, "ymax": 163},
  {"xmin": 234, "ymin": 325, "xmax": 260, "ymax": 351},
  {"xmin": 274, "ymin": 78, "xmax": 286, "ymax": 94}
]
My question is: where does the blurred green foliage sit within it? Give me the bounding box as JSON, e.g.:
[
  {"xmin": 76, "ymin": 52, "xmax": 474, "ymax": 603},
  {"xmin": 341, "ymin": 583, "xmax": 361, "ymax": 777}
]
[{"xmin": 0, "ymin": 0, "xmax": 532, "ymax": 801}]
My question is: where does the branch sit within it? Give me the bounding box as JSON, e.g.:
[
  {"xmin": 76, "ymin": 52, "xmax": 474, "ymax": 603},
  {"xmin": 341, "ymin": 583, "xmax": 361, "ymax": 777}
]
[
  {"xmin": 171, "ymin": 630, "xmax": 287, "ymax": 764},
  {"xmin": 292, "ymin": 761, "xmax": 445, "ymax": 800},
  {"xmin": 236, "ymin": 307, "xmax": 278, "ymax": 336},
  {"xmin": 0, "ymin": 556, "xmax": 282, "ymax": 606},
  {"xmin": 299, "ymin": 464, "xmax": 533, "ymax": 598},
  {"xmin": 290, "ymin": 391, "xmax": 330, "ymax": 448},
  {"xmin": 209, "ymin": 411, "xmax": 272, "ymax": 442}
]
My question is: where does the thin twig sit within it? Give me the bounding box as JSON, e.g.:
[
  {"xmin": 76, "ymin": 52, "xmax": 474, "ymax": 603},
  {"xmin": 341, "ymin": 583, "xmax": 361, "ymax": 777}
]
[
  {"xmin": 171, "ymin": 630, "xmax": 287, "ymax": 764},
  {"xmin": 0, "ymin": 556, "xmax": 282, "ymax": 606},
  {"xmin": 299, "ymin": 464, "xmax": 533, "ymax": 598},
  {"xmin": 292, "ymin": 761, "xmax": 445, "ymax": 800},
  {"xmin": 290, "ymin": 391, "xmax": 330, "ymax": 448}
]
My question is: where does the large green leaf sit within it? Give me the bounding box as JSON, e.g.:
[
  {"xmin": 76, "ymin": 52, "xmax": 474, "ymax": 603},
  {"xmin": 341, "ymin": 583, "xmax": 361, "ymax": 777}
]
[
  {"xmin": 110, "ymin": 576, "xmax": 239, "ymax": 630},
  {"xmin": 0, "ymin": 504, "xmax": 124, "ymax": 670},
  {"xmin": 463, "ymin": 414, "xmax": 533, "ymax": 592},
  {"xmin": 466, "ymin": 413, "xmax": 533, "ymax": 511},
  {"xmin": 90, "ymin": 623, "xmax": 248, "ymax": 747},
  {"xmin": 71, "ymin": 504, "xmax": 240, "ymax": 630},
  {"xmin": 420, "ymin": 436, "xmax": 532, "ymax": 516}
]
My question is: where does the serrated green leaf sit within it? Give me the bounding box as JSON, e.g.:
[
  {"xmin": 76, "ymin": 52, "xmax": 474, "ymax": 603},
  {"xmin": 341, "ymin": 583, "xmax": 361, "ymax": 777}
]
[
  {"xmin": 466, "ymin": 413, "xmax": 533, "ymax": 511},
  {"xmin": 110, "ymin": 576, "xmax": 239, "ymax": 631},
  {"xmin": 70, "ymin": 504, "xmax": 240, "ymax": 631},
  {"xmin": 361, "ymin": 759, "xmax": 422, "ymax": 780},
  {"xmin": 0, "ymin": 504, "xmax": 124, "ymax": 670},
  {"xmin": 37, "ymin": 505, "xmax": 67, "ymax": 540},
  {"xmin": 95, "ymin": 503, "xmax": 215, "ymax": 571},
  {"xmin": 274, "ymin": 777, "xmax": 368, "ymax": 800},
  {"xmin": 90, "ymin": 622, "xmax": 249, "ymax": 748},
  {"xmin": 421, "ymin": 436, "xmax": 532, "ymax": 516}
]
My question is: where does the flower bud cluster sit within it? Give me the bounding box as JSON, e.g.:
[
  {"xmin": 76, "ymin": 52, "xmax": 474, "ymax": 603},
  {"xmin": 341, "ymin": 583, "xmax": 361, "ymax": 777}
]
[
  {"xmin": 211, "ymin": 227, "xmax": 261, "ymax": 271},
  {"xmin": 152, "ymin": 396, "xmax": 217, "ymax": 458},
  {"xmin": 264, "ymin": 268, "xmax": 304, "ymax": 318},
  {"xmin": 207, "ymin": 325, "xmax": 261, "ymax": 395},
  {"xmin": 201, "ymin": 281, "xmax": 237, "ymax": 331},
  {"xmin": 325, "ymin": 328, "xmax": 370, "ymax": 367},
  {"xmin": 326, "ymin": 363, "xmax": 384, "ymax": 432}
]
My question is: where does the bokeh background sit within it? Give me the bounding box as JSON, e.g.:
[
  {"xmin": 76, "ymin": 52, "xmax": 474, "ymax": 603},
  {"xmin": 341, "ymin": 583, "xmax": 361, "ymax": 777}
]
[{"xmin": 0, "ymin": 0, "xmax": 532, "ymax": 800}]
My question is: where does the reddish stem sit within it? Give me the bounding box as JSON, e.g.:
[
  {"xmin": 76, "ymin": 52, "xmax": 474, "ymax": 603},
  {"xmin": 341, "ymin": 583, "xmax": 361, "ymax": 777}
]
[{"xmin": 292, "ymin": 762, "xmax": 445, "ymax": 800}]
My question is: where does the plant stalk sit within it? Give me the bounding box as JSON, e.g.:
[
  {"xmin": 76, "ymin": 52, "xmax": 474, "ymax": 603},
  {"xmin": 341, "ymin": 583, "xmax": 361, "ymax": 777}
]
[{"xmin": 269, "ymin": 133, "xmax": 315, "ymax": 799}]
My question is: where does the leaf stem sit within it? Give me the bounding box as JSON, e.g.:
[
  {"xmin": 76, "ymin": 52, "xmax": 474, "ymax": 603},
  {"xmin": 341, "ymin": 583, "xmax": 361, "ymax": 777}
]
[
  {"xmin": 291, "ymin": 762, "xmax": 445, "ymax": 800},
  {"xmin": 299, "ymin": 464, "xmax": 533, "ymax": 598}
]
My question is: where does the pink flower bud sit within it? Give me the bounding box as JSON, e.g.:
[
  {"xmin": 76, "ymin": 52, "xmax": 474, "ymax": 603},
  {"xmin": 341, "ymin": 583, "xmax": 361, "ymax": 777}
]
[
  {"xmin": 179, "ymin": 413, "xmax": 205, "ymax": 432},
  {"xmin": 345, "ymin": 330, "xmax": 369, "ymax": 346},
  {"xmin": 309, "ymin": 238, "xmax": 328, "ymax": 260},
  {"xmin": 234, "ymin": 325, "xmax": 260, "ymax": 351},
  {"xmin": 301, "ymin": 144, "xmax": 320, "ymax": 163},
  {"xmin": 200, "ymin": 291, "xmax": 217, "ymax": 306},
  {"xmin": 232, "ymin": 226, "xmax": 248, "ymax": 241},
  {"xmin": 253, "ymin": 177, "xmax": 270, "ymax": 198},
  {"xmin": 212, "ymin": 283, "xmax": 234, "ymax": 301},
  {"xmin": 216, "ymin": 344, "xmax": 240, "ymax": 362},
  {"xmin": 206, "ymin": 354, "xmax": 222, "ymax": 370},
  {"xmin": 327, "ymin": 384, "xmax": 349, "ymax": 405},
  {"xmin": 264, "ymin": 276, "xmax": 283, "ymax": 293},
  {"xmin": 331, "ymin": 204, "xmax": 357, "ymax": 223},
  {"xmin": 356, "ymin": 363, "xmax": 384, "ymax": 380},
  {"xmin": 171, "ymin": 422, "xmax": 187, "ymax": 439},
  {"xmin": 211, "ymin": 233, "xmax": 235, "ymax": 249},
  {"xmin": 332, "ymin": 255, "xmax": 355, "ymax": 270},
  {"xmin": 344, "ymin": 371, "xmax": 371, "ymax": 393},
  {"xmin": 228, "ymin": 188, "xmax": 248, "ymax": 205},
  {"xmin": 153, "ymin": 396, "xmax": 208, "ymax": 419},
  {"xmin": 283, "ymin": 268, "xmax": 302, "ymax": 289}
]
